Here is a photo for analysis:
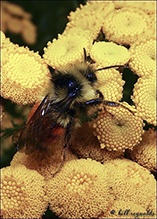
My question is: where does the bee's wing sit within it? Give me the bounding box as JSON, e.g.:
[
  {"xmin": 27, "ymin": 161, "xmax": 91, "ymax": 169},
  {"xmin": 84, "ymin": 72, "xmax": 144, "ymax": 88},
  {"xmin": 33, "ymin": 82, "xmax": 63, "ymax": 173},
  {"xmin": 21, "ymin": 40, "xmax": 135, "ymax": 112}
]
[{"xmin": 17, "ymin": 95, "xmax": 62, "ymax": 155}]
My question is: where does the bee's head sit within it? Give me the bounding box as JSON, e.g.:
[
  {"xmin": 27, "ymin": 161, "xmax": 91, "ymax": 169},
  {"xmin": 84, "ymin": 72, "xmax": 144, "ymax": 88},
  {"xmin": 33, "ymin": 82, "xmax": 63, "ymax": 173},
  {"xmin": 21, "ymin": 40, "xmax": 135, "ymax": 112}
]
[
  {"xmin": 48, "ymin": 62, "xmax": 99, "ymax": 103},
  {"xmin": 47, "ymin": 48, "xmax": 125, "ymax": 103}
]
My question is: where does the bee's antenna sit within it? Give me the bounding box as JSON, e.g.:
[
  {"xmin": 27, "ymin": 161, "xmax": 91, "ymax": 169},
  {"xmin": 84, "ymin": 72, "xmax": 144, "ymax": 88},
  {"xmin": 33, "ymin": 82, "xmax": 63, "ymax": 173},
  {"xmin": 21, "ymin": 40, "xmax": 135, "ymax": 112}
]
[
  {"xmin": 103, "ymin": 100, "xmax": 135, "ymax": 115},
  {"xmin": 83, "ymin": 48, "xmax": 87, "ymax": 62},
  {"xmin": 95, "ymin": 64, "xmax": 128, "ymax": 72}
]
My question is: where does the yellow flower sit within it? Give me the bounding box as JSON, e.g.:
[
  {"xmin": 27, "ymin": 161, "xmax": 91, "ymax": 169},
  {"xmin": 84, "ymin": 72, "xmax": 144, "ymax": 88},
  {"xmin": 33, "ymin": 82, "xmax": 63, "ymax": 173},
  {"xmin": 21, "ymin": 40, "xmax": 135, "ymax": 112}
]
[
  {"xmin": 129, "ymin": 39, "xmax": 156, "ymax": 77},
  {"xmin": 90, "ymin": 41, "xmax": 130, "ymax": 66},
  {"xmin": 132, "ymin": 76, "xmax": 156, "ymax": 125},
  {"xmin": 102, "ymin": 7, "xmax": 150, "ymax": 45},
  {"xmin": 68, "ymin": 1, "xmax": 114, "ymax": 22},
  {"xmin": 95, "ymin": 66, "xmax": 125, "ymax": 102},
  {"xmin": 127, "ymin": 129, "xmax": 156, "ymax": 172},
  {"xmin": 43, "ymin": 34, "xmax": 91, "ymax": 68},
  {"xmin": 1, "ymin": 165, "xmax": 48, "ymax": 219},
  {"xmin": 62, "ymin": 26, "xmax": 92, "ymax": 43},
  {"xmin": 93, "ymin": 102, "xmax": 144, "ymax": 151},
  {"xmin": 70, "ymin": 123, "xmax": 124, "ymax": 162},
  {"xmin": 96, "ymin": 68, "xmax": 125, "ymax": 102},
  {"xmin": 1, "ymin": 32, "xmax": 51, "ymax": 105},
  {"xmin": 1, "ymin": 31, "xmax": 14, "ymax": 66},
  {"xmin": 104, "ymin": 159, "xmax": 156, "ymax": 213},
  {"xmin": 64, "ymin": 10, "xmax": 102, "ymax": 41},
  {"xmin": 47, "ymin": 158, "xmax": 115, "ymax": 219}
]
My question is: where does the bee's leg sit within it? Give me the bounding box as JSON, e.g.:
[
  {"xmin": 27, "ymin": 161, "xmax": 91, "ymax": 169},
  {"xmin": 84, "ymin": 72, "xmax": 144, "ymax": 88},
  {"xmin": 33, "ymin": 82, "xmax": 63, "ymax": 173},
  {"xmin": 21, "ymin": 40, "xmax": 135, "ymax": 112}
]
[
  {"xmin": 103, "ymin": 100, "xmax": 135, "ymax": 115},
  {"xmin": 85, "ymin": 99, "xmax": 103, "ymax": 106},
  {"xmin": 101, "ymin": 101, "xmax": 119, "ymax": 117},
  {"xmin": 103, "ymin": 100, "xmax": 119, "ymax": 106},
  {"xmin": 51, "ymin": 143, "xmax": 68, "ymax": 177},
  {"xmin": 84, "ymin": 99, "xmax": 119, "ymax": 113},
  {"xmin": 60, "ymin": 116, "xmax": 74, "ymax": 164}
]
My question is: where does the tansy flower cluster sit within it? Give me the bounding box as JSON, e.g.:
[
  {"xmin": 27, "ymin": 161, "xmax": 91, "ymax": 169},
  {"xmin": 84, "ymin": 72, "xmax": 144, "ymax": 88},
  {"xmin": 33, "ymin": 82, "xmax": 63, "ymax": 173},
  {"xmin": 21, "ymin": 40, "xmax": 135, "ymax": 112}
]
[
  {"xmin": 1, "ymin": 1, "xmax": 156, "ymax": 218},
  {"xmin": 46, "ymin": 158, "xmax": 156, "ymax": 218}
]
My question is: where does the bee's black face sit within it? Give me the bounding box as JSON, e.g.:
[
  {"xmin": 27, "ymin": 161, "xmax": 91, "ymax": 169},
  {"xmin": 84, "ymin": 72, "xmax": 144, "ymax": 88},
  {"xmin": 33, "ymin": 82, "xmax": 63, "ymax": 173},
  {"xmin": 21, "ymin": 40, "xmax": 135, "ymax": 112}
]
[
  {"xmin": 67, "ymin": 79, "xmax": 81, "ymax": 97},
  {"xmin": 53, "ymin": 73, "xmax": 82, "ymax": 98}
]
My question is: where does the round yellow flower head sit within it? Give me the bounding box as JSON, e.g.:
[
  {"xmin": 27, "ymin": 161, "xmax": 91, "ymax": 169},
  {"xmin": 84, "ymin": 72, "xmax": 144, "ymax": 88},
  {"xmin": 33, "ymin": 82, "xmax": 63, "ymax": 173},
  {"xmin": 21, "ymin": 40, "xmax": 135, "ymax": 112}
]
[
  {"xmin": 70, "ymin": 123, "xmax": 124, "ymax": 162},
  {"xmin": 47, "ymin": 158, "xmax": 115, "ymax": 219},
  {"xmin": 1, "ymin": 165, "xmax": 48, "ymax": 219},
  {"xmin": 95, "ymin": 67, "xmax": 125, "ymax": 102},
  {"xmin": 129, "ymin": 39, "xmax": 156, "ymax": 77},
  {"xmin": 102, "ymin": 7, "xmax": 150, "ymax": 45},
  {"xmin": 1, "ymin": 34, "xmax": 51, "ymax": 105},
  {"xmin": 93, "ymin": 102, "xmax": 144, "ymax": 151},
  {"xmin": 1, "ymin": 31, "xmax": 14, "ymax": 66},
  {"xmin": 63, "ymin": 14, "xmax": 101, "ymax": 42},
  {"xmin": 67, "ymin": 2, "xmax": 98, "ymax": 22},
  {"xmin": 62, "ymin": 27, "xmax": 92, "ymax": 43},
  {"xmin": 132, "ymin": 76, "xmax": 156, "ymax": 125},
  {"xmin": 43, "ymin": 34, "xmax": 91, "ymax": 68},
  {"xmin": 68, "ymin": 1, "xmax": 114, "ymax": 22},
  {"xmin": 127, "ymin": 129, "xmax": 156, "ymax": 172},
  {"xmin": 90, "ymin": 42, "xmax": 130, "ymax": 66},
  {"xmin": 104, "ymin": 159, "xmax": 156, "ymax": 212}
]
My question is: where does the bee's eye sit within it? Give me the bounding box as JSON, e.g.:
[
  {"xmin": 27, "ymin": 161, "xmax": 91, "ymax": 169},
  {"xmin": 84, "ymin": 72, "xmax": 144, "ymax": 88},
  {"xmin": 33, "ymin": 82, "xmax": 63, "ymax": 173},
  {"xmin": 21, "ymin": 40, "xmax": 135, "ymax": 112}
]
[
  {"xmin": 85, "ymin": 72, "xmax": 97, "ymax": 84},
  {"xmin": 55, "ymin": 77, "xmax": 77, "ymax": 90}
]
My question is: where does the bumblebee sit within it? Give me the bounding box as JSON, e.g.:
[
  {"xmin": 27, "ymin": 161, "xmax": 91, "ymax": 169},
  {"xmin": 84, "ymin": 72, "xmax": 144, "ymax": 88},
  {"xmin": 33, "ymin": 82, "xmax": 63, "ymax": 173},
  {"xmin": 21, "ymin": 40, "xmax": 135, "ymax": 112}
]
[{"xmin": 16, "ymin": 48, "xmax": 124, "ymax": 161}]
